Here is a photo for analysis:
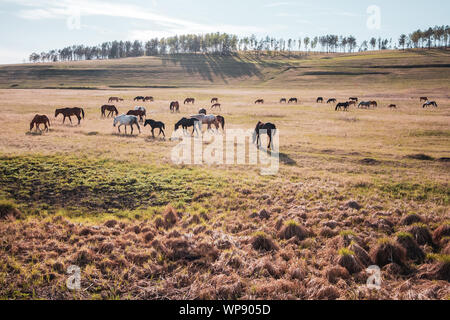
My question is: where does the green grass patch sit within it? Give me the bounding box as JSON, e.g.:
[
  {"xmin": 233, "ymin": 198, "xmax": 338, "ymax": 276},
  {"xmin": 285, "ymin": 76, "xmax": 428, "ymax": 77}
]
[{"xmin": 0, "ymin": 154, "xmax": 225, "ymax": 215}]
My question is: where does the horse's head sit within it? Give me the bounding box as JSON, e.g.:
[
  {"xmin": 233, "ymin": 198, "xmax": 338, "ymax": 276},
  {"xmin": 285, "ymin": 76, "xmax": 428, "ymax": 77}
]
[{"xmin": 113, "ymin": 117, "xmax": 118, "ymax": 127}]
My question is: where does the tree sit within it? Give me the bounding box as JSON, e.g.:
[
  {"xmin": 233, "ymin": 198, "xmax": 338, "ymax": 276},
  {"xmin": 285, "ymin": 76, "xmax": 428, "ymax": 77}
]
[
  {"xmin": 369, "ymin": 37, "xmax": 377, "ymax": 50},
  {"xmin": 398, "ymin": 34, "xmax": 407, "ymax": 50}
]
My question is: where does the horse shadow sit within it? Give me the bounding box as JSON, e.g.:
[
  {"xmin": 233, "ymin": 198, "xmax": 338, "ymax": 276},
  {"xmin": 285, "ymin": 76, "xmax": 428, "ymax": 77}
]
[{"xmin": 256, "ymin": 147, "xmax": 297, "ymax": 166}]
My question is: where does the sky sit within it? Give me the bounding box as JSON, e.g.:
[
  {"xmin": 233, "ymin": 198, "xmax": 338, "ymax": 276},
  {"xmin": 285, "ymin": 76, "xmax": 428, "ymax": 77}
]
[{"xmin": 0, "ymin": 0, "xmax": 448, "ymax": 64}]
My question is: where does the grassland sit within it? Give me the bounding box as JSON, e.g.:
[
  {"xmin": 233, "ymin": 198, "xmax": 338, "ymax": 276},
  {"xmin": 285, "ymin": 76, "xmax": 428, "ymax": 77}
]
[{"xmin": 0, "ymin": 49, "xmax": 449, "ymax": 300}]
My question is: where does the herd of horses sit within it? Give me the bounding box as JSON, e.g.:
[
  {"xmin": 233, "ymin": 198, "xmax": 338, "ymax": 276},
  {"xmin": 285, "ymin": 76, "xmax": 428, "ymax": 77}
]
[{"xmin": 28, "ymin": 95, "xmax": 439, "ymax": 149}]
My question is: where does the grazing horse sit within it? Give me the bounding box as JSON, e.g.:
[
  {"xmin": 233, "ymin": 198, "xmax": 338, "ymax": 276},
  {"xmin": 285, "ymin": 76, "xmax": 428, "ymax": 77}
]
[
  {"xmin": 134, "ymin": 106, "xmax": 147, "ymax": 118},
  {"xmin": 134, "ymin": 96, "xmax": 145, "ymax": 102},
  {"xmin": 30, "ymin": 115, "xmax": 50, "ymax": 132},
  {"xmin": 211, "ymin": 103, "xmax": 221, "ymax": 110},
  {"xmin": 144, "ymin": 119, "xmax": 165, "ymax": 138},
  {"xmin": 170, "ymin": 101, "xmax": 180, "ymax": 113},
  {"xmin": 253, "ymin": 121, "xmax": 277, "ymax": 150},
  {"xmin": 127, "ymin": 109, "xmax": 145, "ymax": 123},
  {"xmin": 327, "ymin": 98, "xmax": 337, "ymax": 104},
  {"xmin": 175, "ymin": 118, "xmax": 201, "ymax": 136},
  {"xmin": 144, "ymin": 96, "xmax": 154, "ymax": 102},
  {"xmin": 388, "ymin": 104, "xmax": 397, "ymax": 109},
  {"xmin": 423, "ymin": 101, "xmax": 438, "ymax": 108},
  {"xmin": 280, "ymin": 98, "xmax": 287, "ymax": 104},
  {"xmin": 211, "ymin": 98, "xmax": 219, "ymax": 104},
  {"xmin": 101, "ymin": 105, "xmax": 118, "ymax": 118},
  {"xmin": 358, "ymin": 101, "xmax": 371, "ymax": 109},
  {"xmin": 255, "ymin": 99, "xmax": 264, "ymax": 104},
  {"xmin": 109, "ymin": 97, "xmax": 123, "ymax": 103},
  {"xmin": 349, "ymin": 97, "xmax": 358, "ymax": 102},
  {"xmin": 199, "ymin": 108, "xmax": 207, "ymax": 115},
  {"xmin": 348, "ymin": 100, "xmax": 357, "ymax": 107},
  {"xmin": 55, "ymin": 107, "xmax": 85, "ymax": 125},
  {"xmin": 317, "ymin": 97, "xmax": 324, "ymax": 103},
  {"xmin": 113, "ymin": 114, "xmax": 140, "ymax": 135},
  {"xmin": 335, "ymin": 102, "xmax": 349, "ymax": 111},
  {"xmin": 369, "ymin": 101, "xmax": 378, "ymax": 108},
  {"xmin": 184, "ymin": 98, "xmax": 195, "ymax": 104},
  {"xmin": 288, "ymin": 98, "xmax": 298, "ymax": 104},
  {"xmin": 420, "ymin": 97, "xmax": 428, "ymax": 102},
  {"xmin": 190, "ymin": 114, "xmax": 225, "ymax": 133}
]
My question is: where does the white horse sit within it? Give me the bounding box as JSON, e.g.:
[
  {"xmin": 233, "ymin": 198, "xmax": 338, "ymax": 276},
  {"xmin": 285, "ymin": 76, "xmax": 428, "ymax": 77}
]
[
  {"xmin": 113, "ymin": 114, "xmax": 141, "ymax": 135},
  {"xmin": 190, "ymin": 114, "xmax": 216, "ymax": 132}
]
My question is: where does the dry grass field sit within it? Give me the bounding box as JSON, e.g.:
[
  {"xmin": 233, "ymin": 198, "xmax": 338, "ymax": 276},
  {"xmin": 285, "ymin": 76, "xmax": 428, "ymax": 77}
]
[{"xmin": 0, "ymin": 49, "xmax": 449, "ymax": 300}]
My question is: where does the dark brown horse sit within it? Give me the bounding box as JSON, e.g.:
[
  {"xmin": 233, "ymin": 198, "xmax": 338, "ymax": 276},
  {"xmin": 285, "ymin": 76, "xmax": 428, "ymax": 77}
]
[
  {"xmin": 184, "ymin": 98, "xmax": 195, "ymax": 104},
  {"xmin": 127, "ymin": 109, "xmax": 145, "ymax": 122},
  {"xmin": 101, "ymin": 105, "xmax": 118, "ymax": 118},
  {"xmin": 327, "ymin": 98, "xmax": 337, "ymax": 104},
  {"xmin": 211, "ymin": 98, "xmax": 219, "ymax": 104},
  {"xmin": 108, "ymin": 97, "xmax": 123, "ymax": 103},
  {"xmin": 55, "ymin": 107, "xmax": 85, "ymax": 125},
  {"xmin": 255, "ymin": 99, "xmax": 264, "ymax": 104},
  {"xmin": 253, "ymin": 121, "xmax": 276, "ymax": 150},
  {"xmin": 388, "ymin": 104, "xmax": 397, "ymax": 109},
  {"xmin": 199, "ymin": 108, "xmax": 207, "ymax": 115},
  {"xmin": 335, "ymin": 102, "xmax": 349, "ymax": 111},
  {"xmin": 134, "ymin": 96, "xmax": 145, "ymax": 102},
  {"xmin": 30, "ymin": 115, "xmax": 50, "ymax": 132},
  {"xmin": 420, "ymin": 97, "xmax": 428, "ymax": 102},
  {"xmin": 211, "ymin": 103, "xmax": 221, "ymax": 110},
  {"xmin": 280, "ymin": 98, "xmax": 287, "ymax": 104},
  {"xmin": 317, "ymin": 97, "xmax": 324, "ymax": 103},
  {"xmin": 288, "ymin": 98, "xmax": 298, "ymax": 104},
  {"xmin": 349, "ymin": 97, "xmax": 358, "ymax": 102},
  {"xmin": 369, "ymin": 101, "xmax": 378, "ymax": 108},
  {"xmin": 144, "ymin": 96, "xmax": 154, "ymax": 102},
  {"xmin": 348, "ymin": 100, "xmax": 357, "ymax": 107},
  {"xmin": 170, "ymin": 101, "xmax": 180, "ymax": 113}
]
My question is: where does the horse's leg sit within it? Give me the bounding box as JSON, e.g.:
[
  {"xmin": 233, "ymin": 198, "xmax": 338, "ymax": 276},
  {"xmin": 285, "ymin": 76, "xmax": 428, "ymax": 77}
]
[
  {"xmin": 68, "ymin": 116, "xmax": 72, "ymax": 124},
  {"xmin": 77, "ymin": 115, "xmax": 81, "ymax": 125},
  {"xmin": 161, "ymin": 128, "xmax": 165, "ymax": 138},
  {"xmin": 152, "ymin": 128, "xmax": 155, "ymax": 138},
  {"xmin": 62, "ymin": 115, "xmax": 66, "ymax": 124},
  {"xmin": 118, "ymin": 124, "xmax": 121, "ymax": 134}
]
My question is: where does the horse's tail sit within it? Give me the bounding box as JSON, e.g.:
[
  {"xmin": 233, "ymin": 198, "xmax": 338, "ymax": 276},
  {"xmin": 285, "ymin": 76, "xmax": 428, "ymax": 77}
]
[
  {"xmin": 219, "ymin": 116, "xmax": 225, "ymax": 130},
  {"xmin": 163, "ymin": 123, "xmax": 166, "ymax": 130},
  {"xmin": 47, "ymin": 117, "xmax": 51, "ymax": 127},
  {"xmin": 81, "ymin": 108, "xmax": 85, "ymax": 119}
]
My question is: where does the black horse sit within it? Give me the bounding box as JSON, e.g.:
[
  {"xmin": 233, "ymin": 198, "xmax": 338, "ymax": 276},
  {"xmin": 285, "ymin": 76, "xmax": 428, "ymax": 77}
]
[
  {"xmin": 144, "ymin": 119, "xmax": 165, "ymax": 138},
  {"xmin": 423, "ymin": 101, "xmax": 438, "ymax": 108},
  {"xmin": 280, "ymin": 98, "xmax": 287, "ymax": 104},
  {"xmin": 199, "ymin": 108, "xmax": 207, "ymax": 115},
  {"xmin": 253, "ymin": 121, "xmax": 277, "ymax": 150},
  {"xmin": 175, "ymin": 118, "xmax": 200, "ymax": 136},
  {"xmin": 317, "ymin": 97, "xmax": 324, "ymax": 103},
  {"xmin": 134, "ymin": 96, "xmax": 145, "ymax": 102},
  {"xmin": 288, "ymin": 98, "xmax": 298, "ymax": 104},
  {"xmin": 335, "ymin": 102, "xmax": 349, "ymax": 111}
]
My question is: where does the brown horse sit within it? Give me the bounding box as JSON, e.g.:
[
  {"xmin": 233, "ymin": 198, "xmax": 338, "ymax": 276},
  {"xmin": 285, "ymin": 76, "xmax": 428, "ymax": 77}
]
[
  {"xmin": 317, "ymin": 97, "xmax": 324, "ymax": 103},
  {"xmin": 369, "ymin": 101, "xmax": 378, "ymax": 108},
  {"xmin": 184, "ymin": 98, "xmax": 195, "ymax": 104},
  {"xmin": 101, "ymin": 105, "xmax": 118, "ymax": 118},
  {"xmin": 55, "ymin": 107, "xmax": 85, "ymax": 125},
  {"xmin": 211, "ymin": 98, "xmax": 219, "ymax": 104},
  {"xmin": 349, "ymin": 97, "xmax": 358, "ymax": 102},
  {"xmin": 288, "ymin": 98, "xmax": 298, "ymax": 104},
  {"xmin": 127, "ymin": 109, "xmax": 146, "ymax": 122},
  {"xmin": 420, "ymin": 97, "xmax": 428, "ymax": 102},
  {"xmin": 211, "ymin": 103, "xmax": 221, "ymax": 110},
  {"xmin": 170, "ymin": 101, "xmax": 180, "ymax": 113},
  {"xmin": 144, "ymin": 96, "xmax": 154, "ymax": 102},
  {"xmin": 255, "ymin": 99, "xmax": 264, "ymax": 104},
  {"xmin": 280, "ymin": 98, "xmax": 287, "ymax": 104},
  {"xmin": 348, "ymin": 100, "xmax": 357, "ymax": 107},
  {"xmin": 327, "ymin": 98, "xmax": 337, "ymax": 104},
  {"xmin": 388, "ymin": 104, "xmax": 397, "ymax": 109},
  {"xmin": 30, "ymin": 115, "xmax": 50, "ymax": 132},
  {"xmin": 108, "ymin": 97, "xmax": 123, "ymax": 103}
]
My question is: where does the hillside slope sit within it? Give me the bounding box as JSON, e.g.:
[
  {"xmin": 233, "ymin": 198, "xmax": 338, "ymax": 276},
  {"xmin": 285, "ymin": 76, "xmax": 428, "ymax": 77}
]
[{"xmin": 1, "ymin": 49, "xmax": 450, "ymax": 89}]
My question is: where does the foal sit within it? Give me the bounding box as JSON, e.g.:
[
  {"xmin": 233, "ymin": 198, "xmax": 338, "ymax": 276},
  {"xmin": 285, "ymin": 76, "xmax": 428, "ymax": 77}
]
[{"xmin": 144, "ymin": 119, "xmax": 165, "ymax": 138}]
